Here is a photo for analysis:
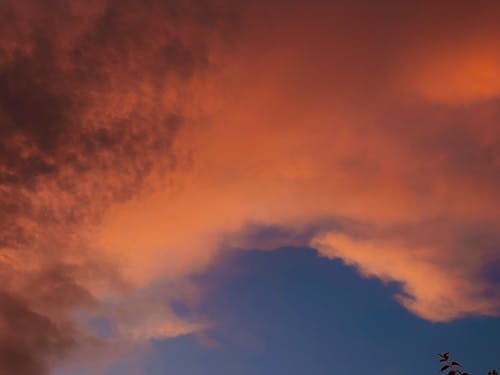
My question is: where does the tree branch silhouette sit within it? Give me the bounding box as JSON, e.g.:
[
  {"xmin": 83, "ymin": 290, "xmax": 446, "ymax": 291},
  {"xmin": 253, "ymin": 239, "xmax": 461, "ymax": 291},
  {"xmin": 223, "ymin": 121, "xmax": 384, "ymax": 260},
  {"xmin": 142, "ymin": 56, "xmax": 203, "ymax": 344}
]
[{"xmin": 438, "ymin": 352, "xmax": 497, "ymax": 375}]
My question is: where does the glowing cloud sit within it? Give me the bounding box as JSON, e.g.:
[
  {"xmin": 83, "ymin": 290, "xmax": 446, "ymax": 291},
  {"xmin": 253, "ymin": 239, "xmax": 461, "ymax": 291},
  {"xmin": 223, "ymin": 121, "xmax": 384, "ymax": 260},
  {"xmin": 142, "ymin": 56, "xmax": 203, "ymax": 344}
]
[{"xmin": 1, "ymin": 0, "xmax": 499, "ymax": 373}]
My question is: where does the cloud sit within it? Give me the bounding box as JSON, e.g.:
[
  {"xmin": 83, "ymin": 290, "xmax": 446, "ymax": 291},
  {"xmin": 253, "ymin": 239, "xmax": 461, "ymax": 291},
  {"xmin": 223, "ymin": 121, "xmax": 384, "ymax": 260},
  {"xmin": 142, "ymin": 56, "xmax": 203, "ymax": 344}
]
[
  {"xmin": 1, "ymin": 0, "xmax": 500, "ymax": 372},
  {"xmin": 97, "ymin": 0, "xmax": 499, "ymax": 321},
  {"xmin": 0, "ymin": 290, "xmax": 77, "ymax": 375},
  {"xmin": 0, "ymin": 0, "xmax": 230, "ymax": 372},
  {"xmin": 313, "ymin": 229, "xmax": 500, "ymax": 322}
]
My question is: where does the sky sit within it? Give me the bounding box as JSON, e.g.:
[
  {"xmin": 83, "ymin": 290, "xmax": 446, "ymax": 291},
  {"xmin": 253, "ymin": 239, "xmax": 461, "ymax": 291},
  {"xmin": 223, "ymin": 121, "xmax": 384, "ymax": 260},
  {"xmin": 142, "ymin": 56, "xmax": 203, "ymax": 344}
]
[{"xmin": 0, "ymin": 0, "xmax": 499, "ymax": 374}]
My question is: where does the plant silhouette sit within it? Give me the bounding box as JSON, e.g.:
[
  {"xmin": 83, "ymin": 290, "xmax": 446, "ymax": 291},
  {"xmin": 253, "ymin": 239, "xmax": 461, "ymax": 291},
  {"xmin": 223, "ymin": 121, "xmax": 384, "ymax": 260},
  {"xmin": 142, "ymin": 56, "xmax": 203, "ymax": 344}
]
[{"xmin": 438, "ymin": 352, "xmax": 497, "ymax": 375}]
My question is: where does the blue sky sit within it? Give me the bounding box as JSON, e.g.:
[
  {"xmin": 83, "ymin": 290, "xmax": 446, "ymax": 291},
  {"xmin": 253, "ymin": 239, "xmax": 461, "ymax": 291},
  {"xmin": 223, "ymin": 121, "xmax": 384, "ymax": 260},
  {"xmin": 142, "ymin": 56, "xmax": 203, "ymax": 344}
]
[{"xmin": 121, "ymin": 247, "xmax": 500, "ymax": 375}]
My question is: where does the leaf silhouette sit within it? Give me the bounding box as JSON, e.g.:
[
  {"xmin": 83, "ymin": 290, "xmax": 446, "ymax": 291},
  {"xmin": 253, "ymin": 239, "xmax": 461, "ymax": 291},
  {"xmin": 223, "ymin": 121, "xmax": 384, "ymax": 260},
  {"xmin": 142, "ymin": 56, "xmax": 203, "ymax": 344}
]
[{"xmin": 435, "ymin": 350, "xmax": 494, "ymax": 375}]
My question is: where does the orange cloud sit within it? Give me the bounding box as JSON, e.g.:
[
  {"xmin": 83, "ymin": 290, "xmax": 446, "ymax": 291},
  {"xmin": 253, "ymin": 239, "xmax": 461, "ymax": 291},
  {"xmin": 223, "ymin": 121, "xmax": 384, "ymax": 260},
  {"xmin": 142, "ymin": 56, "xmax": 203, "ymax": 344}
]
[
  {"xmin": 313, "ymin": 233, "xmax": 500, "ymax": 321},
  {"xmin": 403, "ymin": 36, "xmax": 500, "ymax": 104},
  {"xmin": 0, "ymin": 0, "xmax": 230, "ymax": 372},
  {"xmin": 1, "ymin": 0, "xmax": 500, "ymax": 372},
  {"xmin": 96, "ymin": 0, "xmax": 500, "ymax": 323}
]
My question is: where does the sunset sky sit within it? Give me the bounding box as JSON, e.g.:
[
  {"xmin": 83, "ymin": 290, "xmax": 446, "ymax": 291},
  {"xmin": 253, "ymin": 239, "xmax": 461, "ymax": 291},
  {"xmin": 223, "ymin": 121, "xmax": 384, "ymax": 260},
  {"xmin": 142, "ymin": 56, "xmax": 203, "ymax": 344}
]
[{"xmin": 0, "ymin": 0, "xmax": 499, "ymax": 374}]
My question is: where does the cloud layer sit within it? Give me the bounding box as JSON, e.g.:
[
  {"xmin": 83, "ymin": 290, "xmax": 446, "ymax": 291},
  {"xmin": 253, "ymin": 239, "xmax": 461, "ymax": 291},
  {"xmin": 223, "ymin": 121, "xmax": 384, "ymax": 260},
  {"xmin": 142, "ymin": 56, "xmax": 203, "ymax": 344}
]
[
  {"xmin": 0, "ymin": 0, "xmax": 229, "ymax": 372},
  {"xmin": 99, "ymin": 0, "xmax": 499, "ymax": 319},
  {"xmin": 1, "ymin": 0, "xmax": 500, "ymax": 373}
]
